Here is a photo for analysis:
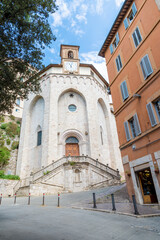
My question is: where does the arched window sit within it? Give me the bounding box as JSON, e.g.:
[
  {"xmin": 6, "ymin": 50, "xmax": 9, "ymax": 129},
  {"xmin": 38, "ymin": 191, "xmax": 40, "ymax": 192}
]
[
  {"xmin": 65, "ymin": 137, "xmax": 79, "ymax": 144},
  {"xmin": 37, "ymin": 126, "xmax": 42, "ymax": 146},
  {"xmin": 100, "ymin": 126, "xmax": 103, "ymax": 145},
  {"xmin": 68, "ymin": 51, "xmax": 74, "ymax": 59},
  {"xmin": 75, "ymin": 169, "xmax": 81, "ymax": 182}
]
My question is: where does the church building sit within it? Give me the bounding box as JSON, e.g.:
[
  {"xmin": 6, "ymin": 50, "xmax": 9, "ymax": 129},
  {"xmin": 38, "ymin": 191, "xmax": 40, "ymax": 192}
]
[{"xmin": 16, "ymin": 45, "xmax": 123, "ymax": 195}]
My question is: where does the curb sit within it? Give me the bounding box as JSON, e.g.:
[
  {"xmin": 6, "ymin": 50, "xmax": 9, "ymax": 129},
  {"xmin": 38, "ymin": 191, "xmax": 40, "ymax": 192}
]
[{"xmin": 72, "ymin": 206, "xmax": 160, "ymax": 218}]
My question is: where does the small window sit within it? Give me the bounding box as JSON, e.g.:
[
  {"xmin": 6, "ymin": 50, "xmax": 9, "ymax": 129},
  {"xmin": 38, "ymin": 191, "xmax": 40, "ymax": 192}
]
[
  {"xmin": 110, "ymin": 32, "xmax": 119, "ymax": 54},
  {"xmin": 113, "ymin": 38, "xmax": 117, "ymax": 49},
  {"xmin": 124, "ymin": 2, "xmax": 137, "ymax": 29},
  {"xmin": 68, "ymin": 51, "xmax": 73, "ymax": 59},
  {"xmin": 100, "ymin": 126, "xmax": 103, "ymax": 145},
  {"xmin": 68, "ymin": 104, "xmax": 77, "ymax": 112},
  {"xmin": 132, "ymin": 27, "xmax": 142, "ymax": 48},
  {"xmin": 155, "ymin": 99, "xmax": 160, "ymax": 121},
  {"xmin": 115, "ymin": 55, "xmax": 122, "ymax": 72},
  {"xmin": 15, "ymin": 108, "xmax": 20, "ymax": 112},
  {"xmin": 37, "ymin": 131, "xmax": 42, "ymax": 146},
  {"xmin": 140, "ymin": 54, "xmax": 153, "ymax": 80},
  {"xmin": 128, "ymin": 10, "xmax": 134, "ymax": 23},
  {"xmin": 66, "ymin": 137, "xmax": 79, "ymax": 143},
  {"xmin": 120, "ymin": 81, "xmax": 129, "ymax": 101},
  {"xmin": 16, "ymin": 98, "xmax": 20, "ymax": 106},
  {"xmin": 129, "ymin": 118, "xmax": 137, "ymax": 138},
  {"xmin": 128, "ymin": 2, "xmax": 137, "ymax": 23},
  {"xmin": 124, "ymin": 113, "xmax": 141, "ymax": 141}
]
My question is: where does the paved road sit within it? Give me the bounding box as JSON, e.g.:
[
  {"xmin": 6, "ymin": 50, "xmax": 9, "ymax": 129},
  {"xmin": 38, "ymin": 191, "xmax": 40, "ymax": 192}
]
[
  {"xmin": 0, "ymin": 205, "xmax": 160, "ymax": 240},
  {"xmin": 0, "ymin": 185, "xmax": 160, "ymax": 240}
]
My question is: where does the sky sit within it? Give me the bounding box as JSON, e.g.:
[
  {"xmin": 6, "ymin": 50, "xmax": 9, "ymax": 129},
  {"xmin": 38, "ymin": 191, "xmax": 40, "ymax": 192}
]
[{"xmin": 43, "ymin": 0, "xmax": 125, "ymax": 82}]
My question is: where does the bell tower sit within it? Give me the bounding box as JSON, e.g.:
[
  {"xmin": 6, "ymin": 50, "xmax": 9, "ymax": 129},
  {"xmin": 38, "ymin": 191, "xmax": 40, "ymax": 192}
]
[{"xmin": 60, "ymin": 45, "xmax": 80, "ymax": 74}]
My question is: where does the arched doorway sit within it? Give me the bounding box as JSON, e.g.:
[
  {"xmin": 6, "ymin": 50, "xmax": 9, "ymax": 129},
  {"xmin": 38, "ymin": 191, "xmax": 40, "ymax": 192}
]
[{"xmin": 65, "ymin": 137, "xmax": 79, "ymax": 156}]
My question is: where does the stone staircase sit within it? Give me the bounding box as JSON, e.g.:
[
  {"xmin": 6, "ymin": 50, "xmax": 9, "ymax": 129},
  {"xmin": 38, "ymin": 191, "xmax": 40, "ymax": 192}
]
[{"xmin": 14, "ymin": 156, "xmax": 121, "ymax": 196}]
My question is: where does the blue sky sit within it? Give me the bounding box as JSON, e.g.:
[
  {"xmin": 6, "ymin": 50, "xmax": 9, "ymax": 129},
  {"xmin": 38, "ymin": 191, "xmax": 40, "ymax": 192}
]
[{"xmin": 43, "ymin": 0, "xmax": 125, "ymax": 81}]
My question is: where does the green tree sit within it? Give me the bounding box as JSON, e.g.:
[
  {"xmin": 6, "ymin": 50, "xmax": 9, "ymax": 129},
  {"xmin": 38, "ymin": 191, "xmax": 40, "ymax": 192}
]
[
  {"xmin": 0, "ymin": 0, "xmax": 57, "ymax": 113},
  {"xmin": 0, "ymin": 146, "xmax": 10, "ymax": 168}
]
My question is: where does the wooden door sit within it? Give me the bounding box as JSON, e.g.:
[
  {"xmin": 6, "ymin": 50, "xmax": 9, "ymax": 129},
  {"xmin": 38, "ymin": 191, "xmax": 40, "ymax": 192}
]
[
  {"xmin": 137, "ymin": 168, "xmax": 158, "ymax": 204},
  {"xmin": 65, "ymin": 143, "xmax": 79, "ymax": 156}
]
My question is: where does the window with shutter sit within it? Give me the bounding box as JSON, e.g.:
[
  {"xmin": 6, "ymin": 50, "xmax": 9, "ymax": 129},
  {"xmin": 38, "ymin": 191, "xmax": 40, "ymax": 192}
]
[
  {"xmin": 116, "ymin": 55, "xmax": 122, "ymax": 72},
  {"xmin": 146, "ymin": 102, "xmax": 157, "ymax": 126},
  {"xmin": 127, "ymin": 2, "xmax": 137, "ymax": 25},
  {"xmin": 132, "ymin": 27, "xmax": 142, "ymax": 47},
  {"xmin": 124, "ymin": 112, "xmax": 141, "ymax": 142},
  {"xmin": 120, "ymin": 81, "xmax": 129, "ymax": 101},
  {"xmin": 133, "ymin": 113, "xmax": 141, "ymax": 136},
  {"xmin": 111, "ymin": 32, "xmax": 120, "ymax": 53},
  {"xmin": 154, "ymin": 99, "xmax": 160, "ymax": 121},
  {"xmin": 140, "ymin": 55, "xmax": 153, "ymax": 80},
  {"xmin": 128, "ymin": 118, "xmax": 137, "ymax": 138}
]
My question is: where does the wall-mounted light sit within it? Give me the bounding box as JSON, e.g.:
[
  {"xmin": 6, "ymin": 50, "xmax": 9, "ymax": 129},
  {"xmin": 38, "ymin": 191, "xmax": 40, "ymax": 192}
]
[{"xmin": 133, "ymin": 93, "xmax": 141, "ymax": 98}]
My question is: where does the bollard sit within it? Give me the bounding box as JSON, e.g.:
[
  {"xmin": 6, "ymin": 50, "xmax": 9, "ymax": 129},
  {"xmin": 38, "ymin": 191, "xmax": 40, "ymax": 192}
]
[
  {"xmin": 42, "ymin": 193, "xmax": 45, "ymax": 206},
  {"xmin": 0, "ymin": 194, "xmax": 2, "ymax": 205},
  {"xmin": 57, "ymin": 193, "xmax": 60, "ymax": 207},
  {"xmin": 111, "ymin": 194, "xmax": 116, "ymax": 211},
  {"xmin": 28, "ymin": 193, "xmax": 31, "ymax": 205},
  {"xmin": 132, "ymin": 195, "xmax": 139, "ymax": 215},
  {"xmin": 93, "ymin": 193, "xmax": 97, "ymax": 208},
  {"xmin": 14, "ymin": 193, "xmax": 16, "ymax": 204}
]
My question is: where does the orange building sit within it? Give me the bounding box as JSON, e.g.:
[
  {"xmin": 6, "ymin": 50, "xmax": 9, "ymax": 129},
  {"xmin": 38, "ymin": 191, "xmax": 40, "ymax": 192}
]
[{"xmin": 99, "ymin": 0, "xmax": 160, "ymax": 204}]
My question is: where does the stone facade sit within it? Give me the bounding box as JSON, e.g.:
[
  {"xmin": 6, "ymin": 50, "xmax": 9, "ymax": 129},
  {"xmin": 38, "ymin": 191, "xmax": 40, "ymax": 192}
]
[
  {"xmin": 0, "ymin": 179, "xmax": 18, "ymax": 197},
  {"xmin": 16, "ymin": 45, "xmax": 123, "ymax": 194},
  {"xmin": 16, "ymin": 156, "xmax": 120, "ymax": 196}
]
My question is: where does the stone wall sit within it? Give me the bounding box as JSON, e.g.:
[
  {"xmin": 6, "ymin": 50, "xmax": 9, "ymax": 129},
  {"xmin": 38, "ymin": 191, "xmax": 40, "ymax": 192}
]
[{"xmin": 0, "ymin": 179, "xmax": 18, "ymax": 197}]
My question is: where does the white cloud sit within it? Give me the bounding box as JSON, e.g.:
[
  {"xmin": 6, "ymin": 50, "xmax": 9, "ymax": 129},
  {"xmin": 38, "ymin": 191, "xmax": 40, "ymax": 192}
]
[
  {"xmin": 80, "ymin": 51, "xmax": 108, "ymax": 81},
  {"xmin": 76, "ymin": 14, "xmax": 87, "ymax": 24},
  {"xmin": 95, "ymin": 0, "xmax": 104, "ymax": 15},
  {"xmin": 80, "ymin": 51, "xmax": 103, "ymax": 63},
  {"xmin": 74, "ymin": 29, "xmax": 85, "ymax": 36},
  {"xmin": 51, "ymin": 0, "xmax": 112, "ymax": 36},
  {"xmin": 49, "ymin": 48, "xmax": 55, "ymax": 54},
  {"xmin": 52, "ymin": 0, "xmax": 70, "ymax": 27},
  {"xmin": 115, "ymin": 0, "xmax": 125, "ymax": 7}
]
